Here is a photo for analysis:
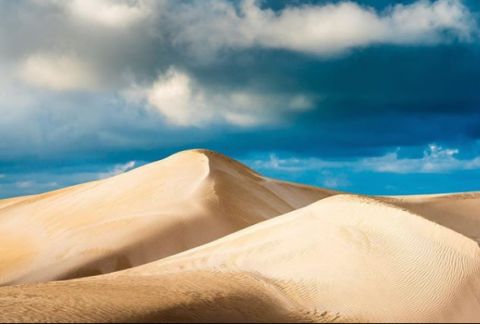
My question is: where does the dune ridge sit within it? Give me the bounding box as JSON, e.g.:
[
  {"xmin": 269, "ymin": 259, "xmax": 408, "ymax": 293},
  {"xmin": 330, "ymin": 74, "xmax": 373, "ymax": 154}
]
[
  {"xmin": 0, "ymin": 149, "xmax": 333, "ymax": 286},
  {"xmin": 0, "ymin": 150, "xmax": 479, "ymax": 322}
]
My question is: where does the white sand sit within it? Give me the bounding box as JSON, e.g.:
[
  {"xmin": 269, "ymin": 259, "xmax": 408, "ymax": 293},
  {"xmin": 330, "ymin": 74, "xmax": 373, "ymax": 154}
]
[
  {"xmin": 0, "ymin": 150, "xmax": 478, "ymax": 322},
  {"xmin": 383, "ymin": 192, "xmax": 480, "ymax": 244},
  {"xmin": 0, "ymin": 149, "xmax": 332, "ymax": 285}
]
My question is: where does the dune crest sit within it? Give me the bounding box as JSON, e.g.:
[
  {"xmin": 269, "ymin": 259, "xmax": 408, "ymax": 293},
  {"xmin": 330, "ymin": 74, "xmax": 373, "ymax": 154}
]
[{"xmin": 0, "ymin": 149, "xmax": 333, "ymax": 285}]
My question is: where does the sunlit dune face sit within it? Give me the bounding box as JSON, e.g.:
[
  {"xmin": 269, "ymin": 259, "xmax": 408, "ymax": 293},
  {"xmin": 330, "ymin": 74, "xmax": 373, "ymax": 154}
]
[{"xmin": 0, "ymin": 231, "xmax": 37, "ymax": 282}]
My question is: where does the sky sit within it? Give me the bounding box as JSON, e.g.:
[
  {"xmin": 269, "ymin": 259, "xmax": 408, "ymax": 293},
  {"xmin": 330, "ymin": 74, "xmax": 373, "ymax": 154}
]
[{"xmin": 1, "ymin": 0, "xmax": 480, "ymax": 198}]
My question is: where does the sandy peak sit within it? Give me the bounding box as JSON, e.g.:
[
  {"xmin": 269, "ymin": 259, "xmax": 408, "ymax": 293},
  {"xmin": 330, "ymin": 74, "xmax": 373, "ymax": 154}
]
[{"xmin": 151, "ymin": 148, "xmax": 262, "ymax": 179}]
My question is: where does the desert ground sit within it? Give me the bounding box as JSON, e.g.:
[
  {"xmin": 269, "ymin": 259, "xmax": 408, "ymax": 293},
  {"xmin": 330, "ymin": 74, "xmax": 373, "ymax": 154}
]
[{"xmin": 0, "ymin": 149, "xmax": 479, "ymax": 322}]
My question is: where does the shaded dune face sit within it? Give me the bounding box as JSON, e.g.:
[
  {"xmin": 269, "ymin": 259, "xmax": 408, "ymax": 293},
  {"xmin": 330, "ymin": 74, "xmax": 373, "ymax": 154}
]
[
  {"xmin": 0, "ymin": 195, "xmax": 479, "ymax": 322},
  {"xmin": 0, "ymin": 150, "xmax": 333, "ymax": 286},
  {"xmin": 0, "ymin": 272, "xmax": 343, "ymax": 323}
]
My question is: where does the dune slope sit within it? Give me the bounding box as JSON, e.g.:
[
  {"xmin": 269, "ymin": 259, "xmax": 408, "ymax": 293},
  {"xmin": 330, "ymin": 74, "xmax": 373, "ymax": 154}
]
[
  {"xmin": 0, "ymin": 149, "xmax": 334, "ymax": 286},
  {"xmin": 1, "ymin": 195, "xmax": 479, "ymax": 323},
  {"xmin": 384, "ymin": 193, "xmax": 480, "ymax": 244}
]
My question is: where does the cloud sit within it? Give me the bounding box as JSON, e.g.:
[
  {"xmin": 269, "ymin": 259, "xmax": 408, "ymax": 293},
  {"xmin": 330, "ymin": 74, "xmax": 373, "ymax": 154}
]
[
  {"xmin": 0, "ymin": 0, "xmax": 160, "ymax": 94},
  {"xmin": 2, "ymin": 0, "xmax": 477, "ymax": 95},
  {"xmin": 320, "ymin": 170, "xmax": 351, "ymax": 189},
  {"xmin": 0, "ymin": 0, "xmax": 479, "ymax": 196},
  {"xmin": 171, "ymin": 0, "xmax": 477, "ymax": 57},
  {"xmin": 15, "ymin": 180, "xmax": 58, "ymax": 190},
  {"xmin": 359, "ymin": 144, "xmax": 480, "ymax": 173},
  {"xmin": 126, "ymin": 67, "xmax": 315, "ymax": 127},
  {"xmin": 97, "ymin": 161, "xmax": 137, "ymax": 179},
  {"xmin": 15, "ymin": 181, "xmax": 34, "ymax": 189},
  {"xmin": 19, "ymin": 53, "xmax": 98, "ymax": 91},
  {"xmin": 251, "ymin": 153, "xmax": 341, "ymax": 172},
  {"xmin": 143, "ymin": 68, "xmax": 212, "ymax": 126},
  {"xmin": 385, "ymin": 0, "xmax": 475, "ymax": 44},
  {"xmin": 250, "ymin": 144, "xmax": 480, "ymax": 174},
  {"xmin": 1, "ymin": 0, "xmax": 476, "ymax": 97},
  {"xmin": 55, "ymin": 0, "xmax": 153, "ymax": 28}
]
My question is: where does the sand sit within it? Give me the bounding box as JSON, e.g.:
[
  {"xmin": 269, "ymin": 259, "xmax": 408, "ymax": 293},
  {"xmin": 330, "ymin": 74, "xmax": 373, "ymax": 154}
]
[
  {"xmin": 0, "ymin": 150, "xmax": 478, "ymax": 322},
  {"xmin": 383, "ymin": 193, "xmax": 480, "ymax": 244},
  {"xmin": 0, "ymin": 150, "xmax": 333, "ymax": 286}
]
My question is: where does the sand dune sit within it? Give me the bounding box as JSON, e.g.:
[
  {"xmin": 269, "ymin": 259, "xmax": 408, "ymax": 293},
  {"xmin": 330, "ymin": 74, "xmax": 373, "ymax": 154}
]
[
  {"xmin": 384, "ymin": 193, "xmax": 480, "ymax": 244},
  {"xmin": 0, "ymin": 149, "xmax": 333, "ymax": 286},
  {"xmin": 0, "ymin": 194, "xmax": 479, "ymax": 322},
  {"xmin": 0, "ymin": 150, "xmax": 479, "ymax": 322},
  {"xmin": 0, "ymin": 195, "xmax": 29, "ymax": 210}
]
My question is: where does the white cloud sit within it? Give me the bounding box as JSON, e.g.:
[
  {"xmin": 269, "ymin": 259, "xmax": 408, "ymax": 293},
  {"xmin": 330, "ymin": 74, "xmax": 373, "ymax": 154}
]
[
  {"xmin": 252, "ymin": 153, "xmax": 341, "ymax": 172},
  {"xmin": 15, "ymin": 180, "xmax": 58, "ymax": 189},
  {"xmin": 98, "ymin": 161, "xmax": 137, "ymax": 179},
  {"xmin": 145, "ymin": 68, "xmax": 213, "ymax": 126},
  {"xmin": 172, "ymin": 0, "xmax": 477, "ymax": 57},
  {"xmin": 385, "ymin": 0, "xmax": 474, "ymax": 44},
  {"xmin": 359, "ymin": 144, "xmax": 480, "ymax": 173},
  {"xmin": 321, "ymin": 171, "xmax": 351, "ymax": 189},
  {"xmin": 16, "ymin": 181, "xmax": 33, "ymax": 189},
  {"xmin": 64, "ymin": 0, "xmax": 152, "ymax": 28},
  {"xmin": 250, "ymin": 144, "xmax": 480, "ymax": 174},
  {"xmin": 127, "ymin": 67, "xmax": 315, "ymax": 127},
  {"xmin": 19, "ymin": 53, "xmax": 98, "ymax": 91},
  {"xmin": 4, "ymin": 0, "xmax": 476, "ymax": 98}
]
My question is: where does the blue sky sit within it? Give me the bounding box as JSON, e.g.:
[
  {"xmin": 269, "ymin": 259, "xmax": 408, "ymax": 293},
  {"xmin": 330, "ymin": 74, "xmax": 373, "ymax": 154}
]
[{"xmin": 1, "ymin": 0, "xmax": 480, "ymax": 198}]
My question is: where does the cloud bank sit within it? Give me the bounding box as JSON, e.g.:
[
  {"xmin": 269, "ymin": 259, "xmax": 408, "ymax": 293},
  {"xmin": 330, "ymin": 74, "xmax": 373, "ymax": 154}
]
[
  {"xmin": 0, "ymin": 0, "xmax": 474, "ymax": 135},
  {"xmin": 172, "ymin": 0, "xmax": 477, "ymax": 57},
  {"xmin": 252, "ymin": 144, "xmax": 480, "ymax": 174}
]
